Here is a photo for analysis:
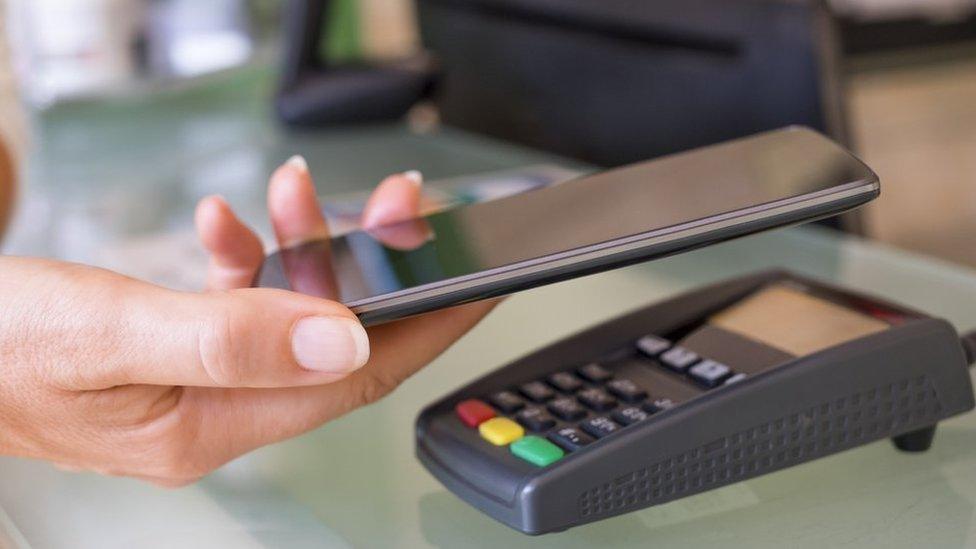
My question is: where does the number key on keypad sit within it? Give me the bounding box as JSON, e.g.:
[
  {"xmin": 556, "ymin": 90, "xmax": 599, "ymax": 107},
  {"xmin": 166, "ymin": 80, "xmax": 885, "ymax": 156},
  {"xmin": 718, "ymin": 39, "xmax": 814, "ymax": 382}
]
[
  {"xmin": 519, "ymin": 381, "xmax": 555, "ymax": 403},
  {"xmin": 548, "ymin": 427, "xmax": 593, "ymax": 452},
  {"xmin": 611, "ymin": 406, "xmax": 649, "ymax": 426},
  {"xmin": 548, "ymin": 397, "xmax": 587, "ymax": 421},
  {"xmin": 643, "ymin": 398, "xmax": 677, "ymax": 414},
  {"xmin": 577, "ymin": 388, "xmax": 617, "ymax": 411},
  {"xmin": 516, "ymin": 406, "xmax": 557, "ymax": 432},
  {"xmin": 580, "ymin": 416, "xmax": 620, "ymax": 438},
  {"xmin": 605, "ymin": 378, "xmax": 647, "ymax": 402},
  {"xmin": 488, "ymin": 390, "xmax": 525, "ymax": 414},
  {"xmin": 547, "ymin": 372, "xmax": 583, "ymax": 393},
  {"xmin": 576, "ymin": 363, "xmax": 613, "ymax": 383}
]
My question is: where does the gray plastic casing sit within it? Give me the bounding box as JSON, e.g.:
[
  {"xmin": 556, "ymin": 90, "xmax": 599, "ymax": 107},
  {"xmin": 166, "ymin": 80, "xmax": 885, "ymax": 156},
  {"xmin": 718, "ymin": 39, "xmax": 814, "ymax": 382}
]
[{"xmin": 415, "ymin": 270, "xmax": 976, "ymax": 534}]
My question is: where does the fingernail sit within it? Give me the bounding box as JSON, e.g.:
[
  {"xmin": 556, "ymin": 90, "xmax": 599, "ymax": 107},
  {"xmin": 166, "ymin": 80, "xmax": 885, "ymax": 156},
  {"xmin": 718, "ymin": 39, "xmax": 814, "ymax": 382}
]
[
  {"xmin": 286, "ymin": 155, "xmax": 309, "ymax": 173},
  {"xmin": 207, "ymin": 194, "xmax": 229, "ymax": 208},
  {"xmin": 403, "ymin": 170, "xmax": 423, "ymax": 186},
  {"xmin": 291, "ymin": 316, "xmax": 370, "ymax": 373}
]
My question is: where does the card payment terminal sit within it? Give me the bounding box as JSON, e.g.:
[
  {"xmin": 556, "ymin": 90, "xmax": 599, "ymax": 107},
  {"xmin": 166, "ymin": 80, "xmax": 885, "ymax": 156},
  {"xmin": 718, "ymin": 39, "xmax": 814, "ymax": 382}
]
[{"xmin": 415, "ymin": 270, "xmax": 976, "ymax": 534}]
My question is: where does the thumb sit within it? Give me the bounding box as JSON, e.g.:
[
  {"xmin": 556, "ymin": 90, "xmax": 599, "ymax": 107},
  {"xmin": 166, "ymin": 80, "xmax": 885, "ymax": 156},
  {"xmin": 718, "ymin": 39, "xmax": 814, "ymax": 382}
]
[
  {"xmin": 143, "ymin": 288, "xmax": 371, "ymax": 389},
  {"xmin": 3, "ymin": 258, "xmax": 370, "ymax": 390}
]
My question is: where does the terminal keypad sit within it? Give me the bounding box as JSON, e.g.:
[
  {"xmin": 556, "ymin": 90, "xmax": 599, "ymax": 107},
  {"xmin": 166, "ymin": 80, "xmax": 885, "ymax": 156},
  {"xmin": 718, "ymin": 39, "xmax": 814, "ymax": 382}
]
[{"xmin": 454, "ymin": 335, "xmax": 745, "ymax": 466}]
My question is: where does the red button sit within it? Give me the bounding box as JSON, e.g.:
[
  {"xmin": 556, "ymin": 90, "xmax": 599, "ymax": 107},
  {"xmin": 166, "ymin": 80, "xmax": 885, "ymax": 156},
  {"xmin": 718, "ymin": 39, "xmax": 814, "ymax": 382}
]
[{"xmin": 455, "ymin": 399, "xmax": 496, "ymax": 428}]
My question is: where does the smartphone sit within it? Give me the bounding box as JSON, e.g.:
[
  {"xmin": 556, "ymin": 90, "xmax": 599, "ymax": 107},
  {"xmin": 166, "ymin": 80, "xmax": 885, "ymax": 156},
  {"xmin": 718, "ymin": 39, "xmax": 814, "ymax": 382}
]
[{"xmin": 254, "ymin": 127, "xmax": 879, "ymax": 325}]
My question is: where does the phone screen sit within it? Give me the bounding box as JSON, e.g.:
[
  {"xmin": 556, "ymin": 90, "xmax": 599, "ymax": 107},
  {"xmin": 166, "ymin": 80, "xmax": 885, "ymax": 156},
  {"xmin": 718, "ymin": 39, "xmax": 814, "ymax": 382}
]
[{"xmin": 256, "ymin": 128, "xmax": 877, "ymax": 318}]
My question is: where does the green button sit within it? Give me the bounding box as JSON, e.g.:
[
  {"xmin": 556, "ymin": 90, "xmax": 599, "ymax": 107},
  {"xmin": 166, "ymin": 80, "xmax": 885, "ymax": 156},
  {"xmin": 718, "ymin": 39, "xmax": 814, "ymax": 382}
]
[{"xmin": 511, "ymin": 436, "xmax": 564, "ymax": 467}]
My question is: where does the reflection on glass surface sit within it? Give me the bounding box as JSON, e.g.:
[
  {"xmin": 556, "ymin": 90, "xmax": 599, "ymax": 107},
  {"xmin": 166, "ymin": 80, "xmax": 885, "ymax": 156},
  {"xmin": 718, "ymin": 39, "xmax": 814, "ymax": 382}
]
[{"xmin": 257, "ymin": 128, "xmax": 878, "ymax": 307}]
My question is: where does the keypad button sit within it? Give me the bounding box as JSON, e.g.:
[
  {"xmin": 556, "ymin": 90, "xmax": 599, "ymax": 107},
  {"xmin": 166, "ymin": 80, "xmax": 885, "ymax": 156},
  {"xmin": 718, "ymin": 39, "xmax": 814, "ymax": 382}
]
[
  {"xmin": 547, "ymin": 371, "xmax": 583, "ymax": 393},
  {"xmin": 605, "ymin": 378, "xmax": 648, "ymax": 402},
  {"xmin": 660, "ymin": 346, "xmax": 699, "ymax": 372},
  {"xmin": 636, "ymin": 335, "xmax": 671, "ymax": 357},
  {"xmin": 612, "ymin": 406, "xmax": 649, "ymax": 426},
  {"xmin": 519, "ymin": 381, "xmax": 555, "ymax": 403},
  {"xmin": 478, "ymin": 417, "xmax": 524, "ymax": 446},
  {"xmin": 511, "ymin": 436, "xmax": 564, "ymax": 467},
  {"xmin": 688, "ymin": 359, "xmax": 733, "ymax": 387},
  {"xmin": 488, "ymin": 390, "xmax": 525, "ymax": 414},
  {"xmin": 580, "ymin": 416, "xmax": 620, "ymax": 438},
  {"xmin": 643, "ymin": 398, "xmax": 677, "ymax": 414},
  {"xmin": 547, "ymin": 397, "xmax": 587, "ymax": 421},
  {"xmin": 577, "ymin": 388, "xmax": 618, "ymax": 411},
  {"xmin": 455, "ymin": 399, "xmax": 496, "ymax": 428},
  {"xmin": 724, "ymin": 372, "xmax": 747, "ymax": 385},
  {"xmin": 576, "ymin": 363, "xmax": 613, "ymax": 383},
  {"xmin": 548, "ymin": 427, "xmax": 593, "ymax": 452},
  {"xmin": 515, "ymin": 406, "xmax": 557, "ymax": 432}
]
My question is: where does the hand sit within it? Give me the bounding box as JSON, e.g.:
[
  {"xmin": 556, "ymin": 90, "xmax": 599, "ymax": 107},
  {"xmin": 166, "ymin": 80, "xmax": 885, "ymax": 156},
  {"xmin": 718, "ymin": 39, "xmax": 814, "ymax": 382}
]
[{"xmin": 0, "ymin": 158, "xmax": 495, "ymax": 486}]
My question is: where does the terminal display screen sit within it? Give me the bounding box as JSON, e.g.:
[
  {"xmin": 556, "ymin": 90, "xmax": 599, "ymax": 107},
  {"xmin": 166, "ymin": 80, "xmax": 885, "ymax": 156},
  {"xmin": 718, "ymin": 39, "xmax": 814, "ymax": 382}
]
[{"xmin": 709, "ymin": 284, "xmax": 890, "ymax": 357}]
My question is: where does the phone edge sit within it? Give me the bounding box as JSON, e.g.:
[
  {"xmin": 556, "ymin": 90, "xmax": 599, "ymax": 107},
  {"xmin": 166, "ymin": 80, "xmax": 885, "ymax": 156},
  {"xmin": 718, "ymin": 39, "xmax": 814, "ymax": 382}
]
[{"xmin": 351, "ymin": 180, "xmax": 879, "ymax": 325}]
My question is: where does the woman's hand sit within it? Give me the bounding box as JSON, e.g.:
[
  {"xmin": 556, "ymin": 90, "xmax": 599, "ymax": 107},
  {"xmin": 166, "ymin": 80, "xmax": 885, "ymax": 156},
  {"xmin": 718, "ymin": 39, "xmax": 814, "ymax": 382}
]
[{"xmin": 0, "ymin": 157, "xmax": 495, "ymax": 486}]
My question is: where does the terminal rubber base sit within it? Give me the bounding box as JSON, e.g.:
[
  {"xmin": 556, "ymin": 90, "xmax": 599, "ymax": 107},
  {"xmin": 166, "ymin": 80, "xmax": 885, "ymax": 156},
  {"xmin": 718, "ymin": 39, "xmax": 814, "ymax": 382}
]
[{"xmin": 891, "ymin": 425, "xmax": 937, "ymax": 452}]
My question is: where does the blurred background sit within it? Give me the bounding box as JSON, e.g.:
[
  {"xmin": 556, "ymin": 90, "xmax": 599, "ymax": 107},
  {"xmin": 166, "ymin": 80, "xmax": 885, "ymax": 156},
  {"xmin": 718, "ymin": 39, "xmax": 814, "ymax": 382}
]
[{"xmin": 1, "ymin": 0, "xmax": 975, "ymax": 273}]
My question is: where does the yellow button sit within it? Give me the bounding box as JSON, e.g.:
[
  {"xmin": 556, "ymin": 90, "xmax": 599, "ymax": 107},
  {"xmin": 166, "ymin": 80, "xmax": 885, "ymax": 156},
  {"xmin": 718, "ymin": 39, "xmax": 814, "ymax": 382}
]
[{"xmin": 478, "ymin": 417, "xmax": 525, "ymax": 446}]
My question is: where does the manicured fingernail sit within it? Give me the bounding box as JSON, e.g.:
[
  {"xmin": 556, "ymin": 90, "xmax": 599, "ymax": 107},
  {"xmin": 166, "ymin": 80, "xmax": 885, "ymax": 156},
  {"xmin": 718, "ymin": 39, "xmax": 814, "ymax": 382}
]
[
  {"xmin": 403, "ymin": 170, "xmax": 423, "ymax": 186},
  {"xmin": 286, "ymin": 155, "xmax": 309, "ymax": 173},
  {"xmin": 291, "ymin": 316, "xmax": 370, "ymax": 373},
  {"xmin": 209, "ymin": 194, "xmax": 232, "ymax": 210}
]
